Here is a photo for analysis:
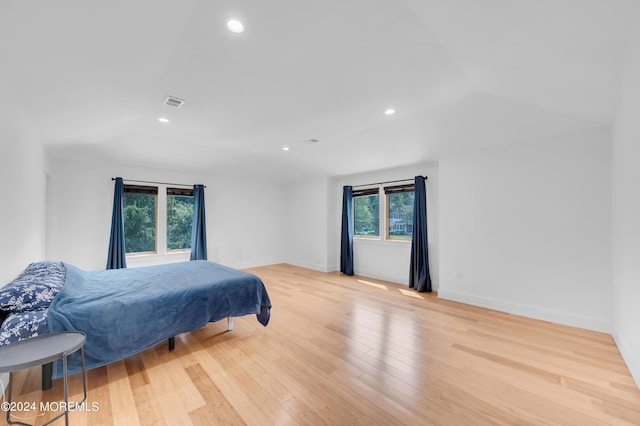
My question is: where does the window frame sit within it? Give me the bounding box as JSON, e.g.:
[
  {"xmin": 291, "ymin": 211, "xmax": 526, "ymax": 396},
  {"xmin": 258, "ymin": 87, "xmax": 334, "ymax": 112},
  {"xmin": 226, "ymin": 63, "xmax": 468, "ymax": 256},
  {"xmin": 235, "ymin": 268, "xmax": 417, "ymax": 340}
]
[
  {"xmin": 166, "ymin": 187, "xmax": 194, "ymax": 253},
  {"xmin": 123, "ymin": 184, "xmax": 159, "ymax": 255},
  {"xmin": 123, "ymin": 184, "xmax": 194, "ymax": 260},
  {"xmin": 352, "ymin": 187, "xmax": 381, "ymax": 239},
  {"xmin": 384, "ymin": 184, "xmax": 415, "ymax": 241},
  {"xmin": 350, "ymin": 182, "xmax": 416, "ymax": 243}
]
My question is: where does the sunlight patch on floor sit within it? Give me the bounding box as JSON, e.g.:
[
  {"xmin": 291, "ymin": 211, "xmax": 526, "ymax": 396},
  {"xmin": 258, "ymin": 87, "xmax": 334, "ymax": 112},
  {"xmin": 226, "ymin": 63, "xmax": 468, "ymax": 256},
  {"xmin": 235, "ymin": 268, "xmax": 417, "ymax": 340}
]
[
  {"xmin": 399, "ymin": 288, "xmax": 424, "ymax": 299},
  {"xmin": 357, "ymin": 279, "xmax": 388, "ymax": 290}
]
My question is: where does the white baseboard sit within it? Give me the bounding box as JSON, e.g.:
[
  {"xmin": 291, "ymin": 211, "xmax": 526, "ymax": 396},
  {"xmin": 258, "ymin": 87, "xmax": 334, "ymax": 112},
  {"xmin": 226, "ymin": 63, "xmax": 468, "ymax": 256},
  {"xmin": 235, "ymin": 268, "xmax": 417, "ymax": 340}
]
[
  {"xmin": 437, "ymin": 289, "xmax": 612, "ymax": 333},
  {"xmin": 353, "ymin": 271, "xmax": 440, "ymax": 290},
  {"xmin": 612, "ymin": 326, "xmax": 640, "ymax": 389},
  {"xmin": 354, "ymin": 270, "xmax": 407, "ymax": 286},
  {"xmin": 234, "ymin": 258, "xmax": 286, "ymax": 270},
  {"xmin": 282, "ymin": 258, "xmax": 333, "ymax": 273}
]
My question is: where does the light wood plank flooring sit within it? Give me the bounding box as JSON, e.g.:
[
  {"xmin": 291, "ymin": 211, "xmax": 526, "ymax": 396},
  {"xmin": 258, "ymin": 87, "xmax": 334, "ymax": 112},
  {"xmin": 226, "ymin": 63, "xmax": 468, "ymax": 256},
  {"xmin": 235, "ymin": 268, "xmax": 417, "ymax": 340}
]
[{"xmin": 3, "ymin": 263, "xmax": 640, "ymax": 425}]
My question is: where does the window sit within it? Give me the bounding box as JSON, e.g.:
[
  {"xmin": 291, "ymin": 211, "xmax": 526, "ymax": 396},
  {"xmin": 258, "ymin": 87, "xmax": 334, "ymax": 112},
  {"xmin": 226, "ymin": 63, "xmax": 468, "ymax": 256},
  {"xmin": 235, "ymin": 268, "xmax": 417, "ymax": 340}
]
[
  {"xmin": 385, "ymin": 184, "xmax": 414, "ymax": 240},
  {"xmin": 166, "ymin": 187, "xmax": 194, "ymax": 251},
  {"xmin": 124, "ymin": 185, "xmax": 158, "ymax": 253},
  {"xmin": 353, "ymin": 188, "xmax": 379, "ymax": 237},
  {"xmin": 351, "ymin": 182, "xmax": 416, "ymax": 242},
  {"xmin": 123, "ymin": 185, "xmax": 194, "ymax": 255}
]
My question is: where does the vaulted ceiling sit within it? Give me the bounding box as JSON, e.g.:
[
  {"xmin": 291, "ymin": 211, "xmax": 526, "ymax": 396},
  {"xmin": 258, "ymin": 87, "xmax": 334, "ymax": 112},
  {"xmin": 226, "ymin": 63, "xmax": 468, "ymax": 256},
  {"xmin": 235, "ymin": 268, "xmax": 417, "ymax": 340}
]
[{"xmin": 0, "ymin": 0, "xmax": 633, "ymax": 181}]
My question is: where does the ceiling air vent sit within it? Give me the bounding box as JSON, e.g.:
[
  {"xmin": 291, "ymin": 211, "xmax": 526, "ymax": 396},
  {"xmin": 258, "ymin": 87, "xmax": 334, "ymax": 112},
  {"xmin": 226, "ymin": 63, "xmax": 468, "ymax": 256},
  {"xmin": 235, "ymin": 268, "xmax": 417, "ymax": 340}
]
[{"xmin": 163, "ymin": 96, "xmax": 185, "ymax": 108}]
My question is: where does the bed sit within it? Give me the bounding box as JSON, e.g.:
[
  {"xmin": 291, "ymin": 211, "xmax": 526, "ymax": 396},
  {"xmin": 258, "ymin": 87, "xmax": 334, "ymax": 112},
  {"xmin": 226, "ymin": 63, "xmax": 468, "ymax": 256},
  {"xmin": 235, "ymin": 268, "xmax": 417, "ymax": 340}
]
[{"xmin": 0, "ymin": 260, "xmax": 271, "ymax": 386}]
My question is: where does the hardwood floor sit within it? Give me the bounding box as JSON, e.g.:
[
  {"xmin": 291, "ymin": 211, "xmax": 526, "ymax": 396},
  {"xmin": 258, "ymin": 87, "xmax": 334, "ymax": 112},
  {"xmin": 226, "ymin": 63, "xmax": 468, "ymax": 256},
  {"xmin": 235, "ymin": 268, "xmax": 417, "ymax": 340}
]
[{"xmin": 3, "ymin": 263, "xmax": 640, "ymax": 425}]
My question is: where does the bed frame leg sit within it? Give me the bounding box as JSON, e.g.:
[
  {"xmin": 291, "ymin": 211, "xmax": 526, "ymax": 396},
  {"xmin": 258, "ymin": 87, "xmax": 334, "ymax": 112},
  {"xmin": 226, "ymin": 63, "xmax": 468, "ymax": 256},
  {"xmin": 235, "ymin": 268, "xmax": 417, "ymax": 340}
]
[
  {"xmin": 227, "ymin": 317, "xmax": 234, "ymax": 331},
  {"xmin": 168, "ymin": 337, "xmax": 175, "ymax": 351},
  {"xmin": 42, "ymin": 362, "xmax": 53, "ymax": 391}
]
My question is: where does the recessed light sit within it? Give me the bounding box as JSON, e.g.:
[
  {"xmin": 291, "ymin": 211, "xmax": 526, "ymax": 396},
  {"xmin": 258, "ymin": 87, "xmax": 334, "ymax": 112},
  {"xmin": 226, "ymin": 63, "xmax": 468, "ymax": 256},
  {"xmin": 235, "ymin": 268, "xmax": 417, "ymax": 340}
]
[
  {"xmin": 226, "ymin": 18, "xmax": 244, "ymax": 33},
  {"xmin": 157, "ymin": 117, "xmax": 170, "ymax": 123},
  {"xmin": 282, "ymin": 146, "xmax": 290, "ymax": 151},
  {"xmin": 384, "ymin": 108, "xmax": 396, "ymax": 115}
]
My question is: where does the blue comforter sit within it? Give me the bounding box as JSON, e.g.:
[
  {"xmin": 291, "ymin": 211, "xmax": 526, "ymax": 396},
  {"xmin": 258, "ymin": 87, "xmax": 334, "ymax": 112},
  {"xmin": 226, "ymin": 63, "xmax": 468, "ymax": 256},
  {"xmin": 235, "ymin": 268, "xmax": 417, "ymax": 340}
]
[{"xmin": 47, "ymin": 261, "xmax": 271, "ymax": 377}]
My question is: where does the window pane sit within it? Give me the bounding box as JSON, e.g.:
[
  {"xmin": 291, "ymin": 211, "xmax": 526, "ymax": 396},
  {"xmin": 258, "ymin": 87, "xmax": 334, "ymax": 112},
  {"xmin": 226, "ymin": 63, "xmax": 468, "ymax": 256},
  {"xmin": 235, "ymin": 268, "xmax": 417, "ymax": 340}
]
[
  {"xmin": 124, "ymin": 192, "xmax": 157, "ymax": 253},
  {"xmin": 354, "ymin": 194, "xmax": 379, "ymax": 237},
  {"xmin": 387, "ymin": 191, "xmax": 414, "ymax": 240},
  {"xmin": 167, "ymin": 194, "xmax": 194, "ymax": 250}
]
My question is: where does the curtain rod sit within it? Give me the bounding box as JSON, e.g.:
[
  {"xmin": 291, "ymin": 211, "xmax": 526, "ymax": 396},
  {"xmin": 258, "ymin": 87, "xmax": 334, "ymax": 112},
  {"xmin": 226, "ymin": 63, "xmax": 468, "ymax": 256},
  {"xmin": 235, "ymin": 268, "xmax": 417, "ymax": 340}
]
[
  {"xmin": 111, "ymin": 177, "xmax": 205, "ymax": 188},
  {"xmin": 351, "ymin": 176, "xmax": 427, "ymax": 189}
]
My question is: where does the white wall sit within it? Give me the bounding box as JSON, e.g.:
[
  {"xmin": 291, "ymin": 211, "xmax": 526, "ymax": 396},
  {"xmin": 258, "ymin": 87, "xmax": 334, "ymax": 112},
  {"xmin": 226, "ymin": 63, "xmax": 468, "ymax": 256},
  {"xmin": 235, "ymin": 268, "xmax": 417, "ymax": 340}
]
[
  {"xmin": 439, "ymin": 128, "xmax": 612, "ymax": 332},
  {"xmin": 0, "ymin": 74, "xmax": 46, "ymax": 391},
  {"xmin": 612, "ymin": 3, "xmax": 640, "ymax": 387},
  {"xmin": 282, "ymin": 177, "xmax": 332, "ymax": 271},
  {"xmin": 332, "ymin": 162, "xmax": 440, "ymax": 286},
  {"xmin": 46, "ymin": 157, "xmax": 285, "ymax": 270},
  {"xmin": 0, "ymin": 80, "xmax": 46, "ymax": 282}
]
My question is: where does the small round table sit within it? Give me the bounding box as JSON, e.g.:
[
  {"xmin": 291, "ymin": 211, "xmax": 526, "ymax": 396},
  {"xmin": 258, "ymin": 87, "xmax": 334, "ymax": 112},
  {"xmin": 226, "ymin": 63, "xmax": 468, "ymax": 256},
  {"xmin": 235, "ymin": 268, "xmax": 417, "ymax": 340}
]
[{"xmin": 0, "ymin": 332, "xmax": 87, "ymax": 426}]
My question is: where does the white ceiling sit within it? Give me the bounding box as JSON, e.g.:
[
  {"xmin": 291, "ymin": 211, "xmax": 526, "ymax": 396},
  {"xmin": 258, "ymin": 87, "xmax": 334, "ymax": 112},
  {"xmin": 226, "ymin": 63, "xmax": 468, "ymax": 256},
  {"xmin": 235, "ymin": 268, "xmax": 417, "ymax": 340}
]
[{"xmin": 0, "ymin": 0, "xmax": 633, "ymax": 182}]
